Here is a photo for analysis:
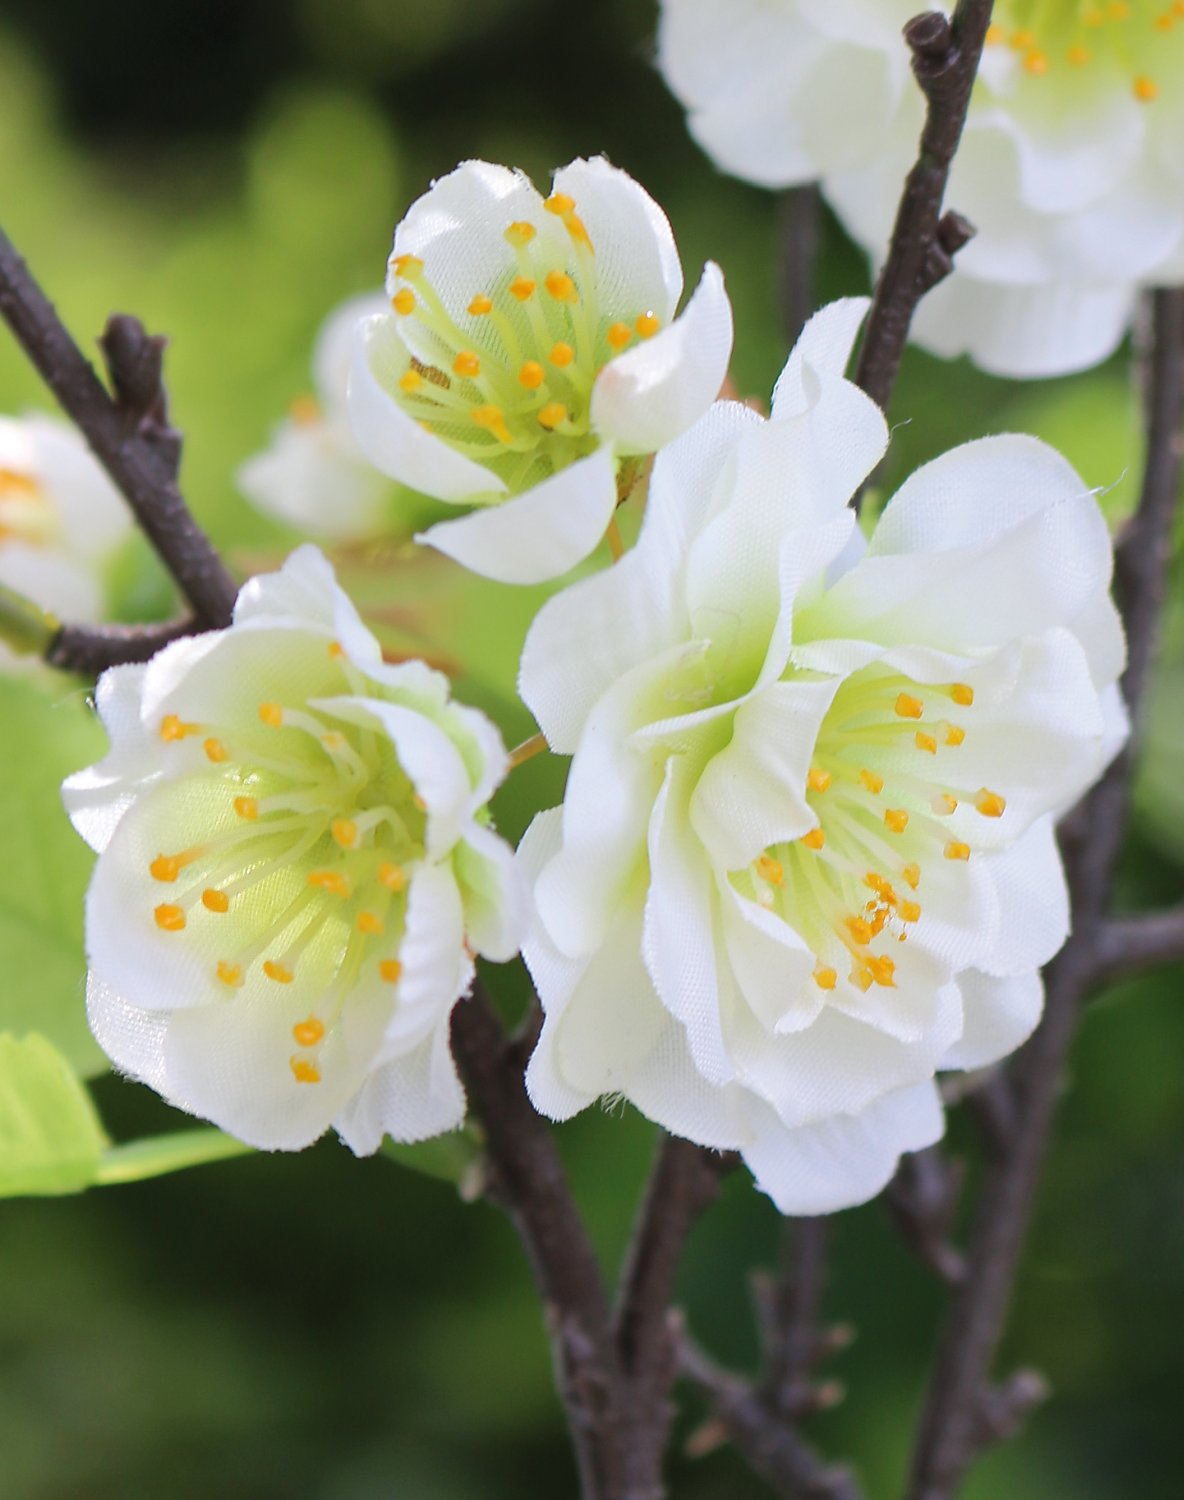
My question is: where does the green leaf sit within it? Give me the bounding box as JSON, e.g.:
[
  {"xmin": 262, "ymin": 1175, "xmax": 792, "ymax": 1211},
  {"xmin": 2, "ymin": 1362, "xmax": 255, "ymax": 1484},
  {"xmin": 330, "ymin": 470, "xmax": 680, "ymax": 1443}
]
[
  {"xmin": 381, "ymin": 1126, "xmax": 485, "ymax": 1192},
  {"xmin": 0, "ymin": 673, "xmax": 107, "ymax": 1076},
  {"xmin": 0, "ymin": 1031, "xmax": 108, "ymax": 1197},
  {"xmin": 96, "ymin": 1128, "xmax": 254, "ymax": 1186}
]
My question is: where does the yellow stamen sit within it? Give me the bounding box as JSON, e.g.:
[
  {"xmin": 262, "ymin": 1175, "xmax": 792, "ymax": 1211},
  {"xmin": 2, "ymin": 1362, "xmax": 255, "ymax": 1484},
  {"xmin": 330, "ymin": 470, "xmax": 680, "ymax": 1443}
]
[
  {"xmin": 544, "ymin": 270, "xmax": 578, "ymax": 303},
  {"xmin": 509, "ymin": 276, "xmax": 536, "ymax": 301},
  {"xmin": 378, "ymin": 862, "xmax": 406, "ymax": 892},
  {"xmin": 160, "ymin": 714, "xmax": 199, "ymax": 742},
  {"xmin": 538, "ymin": 402, "xmax": 567, "ymax": 430},
  {"xmin": 216, "ymin": 960, "xmax": 243, "ymax": 988},
  {"xmin": 607, "ymin": 321, "xmax": 632, "ymax": 350},
  {"xmin": 867, "ymin": 955, "xmax": 896, "ymax": 988},
  {"xmin": 813, "ymin": 966, "xmax": 837, "ymax": 990},
  {"xmin": 258, "ymin": 701, "xmax": 284, "ymax": 727},
  {"xmin": 399, "ymin": 369, "xmax": 423, "ymax": 393},
  {"xmin": 452, "ymin": 351, "xmax": 481, "ymax": 379},
  {"xmin": 328, "ymin": 641, "xmax": 344, "ymax": 660},
  {"xmin": 900, "ymin": 900, "xmax": 922, "ymax": 924},
  {"xmin": 800, "ymin": 828, "xmax": 825, "ymax": 851},
  {"xmin": 332, "ymin": 818, "xmax": 358, "ymax": 849},
  {"xmin": 505, "ymin": 221, "xmax": 536, "ymax": 246},
  {"xmin": 203, "ymin": 737, "xmax": 229, "ymax": 763},
  {"xmin": 468, "ymin": 293, "xmax": 493, "ymax": 316},
  {"xmin": 308, "ymin": 869, "xmax": 351, "ymax": 898},
  {"xmin": 518, "ymin": 360, "xmax": 545, "ymax": 390},
  {"xmin": 807, "ymin": 767, "xmax": 832, "ymax": 793},
  {"xmin": 756, "ymin": 855, "xmax": 784, "ymax": 887},
  {"xmin": 985, "ymin": 22, "xmax": 1005, "ymax": 43},
  {"xmin": 895, "ymin": 693, "xmax": 923, "ymax": 719},
  {"xmin": 975, "ymin": 789, "xmax": 1007, "ymax": 818},
  {"xmin": 392, "ymin": 288, "xmax": 416, "ymax": 315},
  {"xmin": 471, "ymin": 405, "xmax": 513, "ymax": 444},
  {"xmin": 1011, "ymin": 27, "xmax": 1036, "ymax": 46},
  {"xmin": 1134, "ymin": 75, "xmax": 1159, "ymax": 102},
  {"xmin": 850, "ymin": 967, "xmax": 874, "ymax": 992},
  {"xmin": 1067, "ymin": 43, "xmax": 1091, "ymax": 63},
  {"xmin": 234, "ymin": 796, "xmax": 258, "ymax": 820},
  {"xmin": 293, "ymin": 1017, "xmax": 325, "ymax": 1048},
  {"xmin": 859, "ymin": 769, "xmax": 884, "ymax": 795},
  {"xmin": 379, "ymin": 958, "xmax": 403, "ymax": 983},
  {"xmin": 290, "ymin": 1058, "xmax": 321, "ymax": 1084},
  {"xmin": 263, "ymin": 960, "xmax": 294, "ymax": 984},
  {"xmin": 903, "ymin": 863, "xmax": 921, "ymax": 890},
  {"xmin": 548, "ymin": 341, "xmax": 575, "ymax": 367},
  {"xmin": 945, "ymin": 725, "xmax": 966, "ymax": 747},
  {"xmin": 1023, "ymin": 49, "xmax": 1049, "ymax": 75},
  {"xmin": 149, "ymin": 854, "xmax": 183, "ymax": 882},
  {"xmin": 846, "ymin": 916, "xmax": 873, "ymax": 946},
  {"xmin": 391, "ymin": 253, "xmax": 423, "ymax": 278},
  {"xmin": 635, "ymin": 311, "xmax": 660, "ymax": 339},
  {"xmin": 356, "ymin": 910, "xmax": 384, "ymax": 936},
  {"xmin": 154, "ymin": 904, "xmax": 185, "ymax": 932},
  {"xmin": 915, "ymin": 732, "xmax": 937, "ymax": 755},
  {"xmin": 951, "ymin": 683, "xmax": 974, "ymax": 706},
  {"xmin": 884, "ymin": 808, "xmax": 909, "ymax": 834},
  {"xmin": 944, "ymin": 841, "xmax": 971, "ymax": 862},
  {"xmin": 545, "ymin": 192, "xmax": 575, "ymax": 216},
  {"xmin": 939, "ymin": 794, "xmax": 958, "ymax": 815},
  {"xmin": 202, "ymin": 889, "xmax": 229, "ymax": 914},
  {"xmin": 288, "ymin": 394, "xmax": 320, "ymax": 426}
]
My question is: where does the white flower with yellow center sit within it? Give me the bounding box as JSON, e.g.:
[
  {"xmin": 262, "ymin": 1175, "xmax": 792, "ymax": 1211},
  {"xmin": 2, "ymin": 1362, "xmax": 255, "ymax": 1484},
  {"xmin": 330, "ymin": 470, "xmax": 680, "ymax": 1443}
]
[
  {"xmin": 519, "ymin": 300, "xmax": 1126, "ymax": 1213},
  {"xmin": 0, "ymin": 413, "xmax": 132, "ymax": 626},
  {"xmin": 657, "ymin": 0, "xmax": 1184, "ymax": 377},
  {"xmin": 238, "ymin": 293, "xmax": 400, "ymax": 542},
  {"xmin": 348, "ymin": 157, "xmax": 734, "ymax": 583},
  {"xmin": 62, "ymin": 546, "xmax": 525, "ymax": 1152}
]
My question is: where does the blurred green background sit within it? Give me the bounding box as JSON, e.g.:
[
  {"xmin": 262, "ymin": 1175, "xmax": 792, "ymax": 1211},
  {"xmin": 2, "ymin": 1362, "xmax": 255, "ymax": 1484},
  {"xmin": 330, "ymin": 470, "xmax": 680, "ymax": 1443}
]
[{"xmin": 0, "ymin": 2, "xmax": 1181, "ymax": 1495}]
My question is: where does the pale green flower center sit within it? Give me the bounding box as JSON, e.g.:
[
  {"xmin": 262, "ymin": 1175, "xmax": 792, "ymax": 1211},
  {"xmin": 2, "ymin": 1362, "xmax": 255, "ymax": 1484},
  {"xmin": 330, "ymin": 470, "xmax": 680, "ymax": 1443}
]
[
  {"xmin": 733, "ymin": 668, "xmax": 1005, "ymax": 994},
  {"xmin": 0, "ymin": 467, "xmax": 56, "ymax": 548},
  {"xmin": 386, "ymin": 193, "xmax": 660, "ymax": 492},
  {"xmin": 148, "ymin": 656, "xmax": 426, "ymax": 1086},
  {"xmin": 985, "ymin": 0, "xmax": 1184, "ymax": 100}
]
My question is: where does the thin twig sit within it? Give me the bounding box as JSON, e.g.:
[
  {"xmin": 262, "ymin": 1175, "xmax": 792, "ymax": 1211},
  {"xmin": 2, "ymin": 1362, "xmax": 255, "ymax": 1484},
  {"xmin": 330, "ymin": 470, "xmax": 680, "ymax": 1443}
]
[
  {"xmin": 883, "ymin": 1149, "xmax": 966, "ymax": 1285},
  {"xmin": 678, "ymin": 1330, "xmax": 864, "ymax": 1500},
  {"xmin": 777, "ymin": 185, "xmax": 821, "ymax": 349},
  {"xmin": 903, "ymin": 287, "xmax": 1184, "ymax": 1500},
  {"xmin": 1094, "ymin": 906, "xmax": 1184, "ymax": 985},
  {"xmin": 0, "ymin": 227, "xmax": 237, "ymax": 628},
  {"xmin": 46, "ymin": 617, "xmax": 204, "ymax": 675},
  {"xmin": 759, "ymin": 1218, "xmax": 839, "ymax": 1417},
  {"xmin": 852, "ymin": 1, "xmax": 994, "ymax": 412}
]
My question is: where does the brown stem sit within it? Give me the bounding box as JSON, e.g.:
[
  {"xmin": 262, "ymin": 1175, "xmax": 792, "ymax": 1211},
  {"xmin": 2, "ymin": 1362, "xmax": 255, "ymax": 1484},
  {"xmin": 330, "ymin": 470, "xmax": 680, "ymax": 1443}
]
[
  {"xmin": 903, "ymin": 287, "xmax": 1184, "ymax": 1500},
  {"xmin": 760, "ymin": 1218, "xmax": 835, "ymax": 1417},
  {"xmin": 852, "ymin": 1, "xmax": 995, "ymax": 412},
  {"xmin": 47, "ymin": 617, "xmax": 204, "ymax": 675},
  {"xmin": 777, "ymin": 185, "xmax": 821, "ymax": 349},
  {"xmin": 0, "ymin": 227, "xmax": 238, "ymax": 629},
  {"xmin": 1094, "ymin": 907, "xmax": 1184, "ymax": 984}
]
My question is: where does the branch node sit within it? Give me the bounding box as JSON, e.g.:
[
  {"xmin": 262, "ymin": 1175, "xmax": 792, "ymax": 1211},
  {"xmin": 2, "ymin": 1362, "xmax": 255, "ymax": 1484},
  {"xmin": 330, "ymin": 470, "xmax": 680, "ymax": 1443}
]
[
  {"xmin": 885, "ymin": 1146, "xmax": 967, "ymax": 1284},
  {"xmin": 905, "ymin": 11, "xmax": 954, "ymax": 60}
]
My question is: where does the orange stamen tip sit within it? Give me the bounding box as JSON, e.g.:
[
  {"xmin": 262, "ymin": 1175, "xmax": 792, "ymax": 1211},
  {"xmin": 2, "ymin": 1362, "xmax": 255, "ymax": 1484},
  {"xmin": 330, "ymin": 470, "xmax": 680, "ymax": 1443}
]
[
  {"xmin": 202, "ymin": 889, "xmax": 229, "ymax": 914},
  {"xmin": 327, "ymin": 640, "xmax": 345, "ymax": 659},
  {"xmin": 859, "ymin": 769, "xmax": 884, "ymax": 795},
  {"xmin": 903, "ymin": 863, "xmax": 921, "ymax": 890},
  {"xmin": 807, "ymin": 766, "xmax": 832, "ymax": 793},
  {"xmin": 1023, "ymin": 49, "xmax": 1049, "ymax": 76},
  {"xmin": 538, "ymin": 402, "xmax": 567, "ymax": 430},
  {"xmin": 544, "ymin": 270, "xmax": 578, "ymax": 303},
  {"xmin": 468, "ymin": 293, "xmax": 493, "ymax": 316},
  {"xmin": 985, "ymin": 22, "xmax": 1005, "ymax": 44},
  {"xmin": 851, "ymin": 968, "xmax": 874, "ymax": 992},
  {"xmin": 944, "ymin": 841, "xmax": 971, "ymax": 862},
  {"xmin": 509, "ymin": 275, "xmax": 536, "ymax": 301},
  {"xmin": 216, "ymin": 960, "xmax": 243, "ymax": 988},
  {"xmin": 378, "ymin": 862, "xmax": 406, "ymax": 892},
  {"xmin": 884, "ymin": 808, "xmax": 909, "ymax": 834},
  {"xmin": 204, "ymin": 737, "xmax": 229, "ymax": 763},
  {"xmin": 391, "ymin": 253, "xmax": 423, "ymax": 278},
  {"xmin": 331, "ymin": 818, "xmax": 358, "ymax": 849},
  {"xmin": 846, "ymin": 917, "xmax": 873, "ymax": 945},
  {"xmin": 505, "ymin": 221, "xmax": 536, "ymax": 245},
  {"xmin": 399, "ymin": 369, "xmax": 423, "ymax": 394},
  {"xmin": 293, "ymin": 1017, "xmax": 325, "ymax": 1048},
  {"xmin": 975, "ymin": 789, "xmax": 1007, "ymax": 818},
  {"xmin": 258, "ymin": 701, "xmax": 284, "ymax": 727},
  {"xmin": 234, "ymin": 796, "xmax": 258, "ymax": 820},
  {"xmin": 392, "ymin": 288, "xmax": 416, "ymax": 315},
  {"xmin": 606, "ymin": 321, "xmax": 632, "ymax": 350},
  {"xmin": 945, "ymin": 725, "xmax": 966, "ymax": 747},
  {"xmin": 288, "ymin": 394, "xmax": 320, "ymax": 426},
  {"xmin": 544, "ymin": 192, "xmax": 575, "ymax": 215},
  {"xmin": 900, "ymin": 900, "xmax": 922, "ymax": 924},
  {"xmin": 939, "ymin": 794, "xmax": 958, "ymax": 815},
  {"xmin": 290, "ymin": 1058, "xmax": 321, "ymax": 1085},
  {"xmin": 951, "ymin": 683, "xmax": 974, "ymax": 706},
  {"xmin": 868, "ymin": 956, "xmax": 897, "ymax": 988},
  {"xmin": 548, "ymin": 341, "xmax": 575, "ymax": 367},
  {"xmin": 154, "ymin": 903, "xmax": 185, "ymax": 932},
  {"xmin": 1134, "ymin": 75, "xmax": 1159, "ymax": 102},
  {"xmin": 756, "ymin": 855, "xmax": 784, "ymax": 887},
  {"xmin": 149, "ymin": 855, "xmax": 181, "ymax": 883},
  {"xmin": 518, "ymin": 360, "xmax": 545, "ymax": 390},
  {"xmin": 800, "ymin": 828, "xmax": 825, "ymax": 851},
  {"xmin": 356, "ymin": 910, "xmax": 384, "ymax": 936},
  {"xmin": 160, "ymin": 714, "xmax": 197, "ymax": 742},
  {"xmin": 471, "ymin": 404, "xmax": 513, "ymax": 444},
  {"xmin": 452, "ymin": 350, "xmax": 481, "ymax": 379},
  {"xmin": 895, "ymin": 692, "xmax": 923, "ymax": 719},
  {"xmin": 263, "ymin": 960, "xmax": 294, "ymax": 984},
  {"xmin": 307, "ymin": 869, "xmax": 351, "ymax": 898},
  {"xmin": 915, "ymin": 732, "xmax": 937, "ymax": 755},
  {"xmin": 813, "ymin": 966, "xmax": 837, "ymax": 990},
  {"xmin": 379, "ymin": 958, "xmax": 403, "ymax": 983},
  {"xmin": 635, "ymin": 311, "xmax": 660, "ymax": 339}
]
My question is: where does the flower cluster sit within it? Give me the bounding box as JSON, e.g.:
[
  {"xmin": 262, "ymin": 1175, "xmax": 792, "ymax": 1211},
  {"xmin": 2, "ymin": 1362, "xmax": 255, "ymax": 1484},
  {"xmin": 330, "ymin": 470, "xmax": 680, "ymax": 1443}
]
[
  {"xmin": 657, "ymin": 0, "xmax": 1184, "ymax": 376},
  {"xmin": 518, "ymin": 301, "xmax": 1125, "ymax": 1211},
  {"xmin": 64, "ymin": 548, "xmax": 524, "ymax": 1153}
]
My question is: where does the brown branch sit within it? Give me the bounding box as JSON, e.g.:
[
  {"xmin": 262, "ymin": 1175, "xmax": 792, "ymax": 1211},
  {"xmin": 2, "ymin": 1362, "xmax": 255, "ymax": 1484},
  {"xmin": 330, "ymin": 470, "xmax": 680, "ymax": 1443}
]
[
  {"xmin": 758, "ymin": 1218, "xmax": 843, "ymax": 1419},
  {"xmin": 777, "ymin": 185, "xmax": 821, "ymax": 349},
  {"xmin": 46, "ymin": 617, "xmax": 205, "ymax": 675},
  {"xmin": 1094, "ymin": 906, "xmax": 1184, "ymax": 986},
  {"xmin": 678, "ymin": 1330, "xmax": 864, "ymax": 1500},
  {"xmin": 852, "ymin": 1, "xmax": 994, "ymax": 412},
  {"xmin": 903, "ymin": 286, "xmax": 1184, "ymax": 1500},
  {"xmin": 0, "ymin": 227, "xmax": 238, "ymax": 629},
  {"xmin": 883, "ymin": 1148, "xmax": 966, "ymax": 1286}
]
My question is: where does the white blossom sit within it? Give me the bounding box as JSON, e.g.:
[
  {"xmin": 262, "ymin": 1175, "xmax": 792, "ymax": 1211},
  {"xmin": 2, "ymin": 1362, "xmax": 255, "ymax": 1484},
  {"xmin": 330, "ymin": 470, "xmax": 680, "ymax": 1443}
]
[
  {"xmin": 0, "ymin": 413, "xmax": 132, "ymax": 626},
  {"xmin": 348, "ymin": 157, "xmax": 734, "ymax": 583},
  {"xmin": 237, "ymin": 293, "xmax": 403, "ymax": 541},
  {"xmin": 62, "ymin": 546, "xmax": 526, "ymax": 1153},
  {"xmin": 657, "ymin": 0, "xmax": 1184, "ymax": 377},
  {"xmin": 518, "ymin": 300, "xmax": 1126, "ymax": 1214}
]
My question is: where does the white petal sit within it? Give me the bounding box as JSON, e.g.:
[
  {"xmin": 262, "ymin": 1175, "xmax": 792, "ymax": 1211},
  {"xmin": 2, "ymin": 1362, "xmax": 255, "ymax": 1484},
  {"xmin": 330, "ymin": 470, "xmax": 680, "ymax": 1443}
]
[
  {"xmin": 590, "ymin": 263, "xmax": 733, "ymax": 454},
  {"xmin": 336, "ymin": 1018, "xmax": 466, "ymax": 1153},
  {"xmin": 86, "ymin": 972, "xmax": 169, "ymax": 1093},
  {"xmin": 977, "ymin": 815, "xmax": 1070, "ymax": 978},
  {"xmin": 719, "ymin": 884, "xmax": 822, "ymax": 1036},
  {"xmin": 416, "ymin": 445, "xmax": 617, "ymax": 584},
  {"xmin": 770, "ymin": 297, "xmax": 871, "ymax": 419},
  {"xmin": 312, "ymin": 292, "xmax": 390, "ymax": 409},
  {"xmin": 454, "ymin": 822, "xmax": 528, "ymax": 962},
  {"xmin": 941, "ymin": 969, "xmax": 1043, "ymax": 1072},
  {"xmin": 236, "ymin": 417, "xmax": 394, "ymax": 541},
  {"xmin": 62, "ymin": 662, "xmax": 156, "ymax": 852},
  {"xmin": 741, "ymin": 1080, "xmax": 945, "ymax": 1216},
  {"xmin": 349, "ymin": 312, "xmax": 506, "ymax": 500}
]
